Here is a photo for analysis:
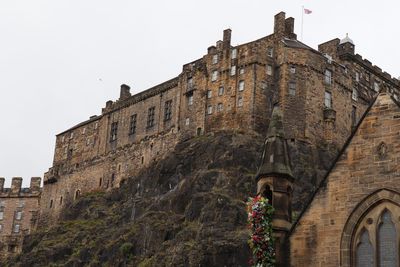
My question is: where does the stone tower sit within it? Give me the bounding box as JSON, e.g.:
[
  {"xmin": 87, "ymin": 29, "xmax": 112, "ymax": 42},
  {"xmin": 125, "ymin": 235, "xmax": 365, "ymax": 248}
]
[{"xmin": 255, "ymin": 106, "xmax": 294, "ymax": 267}]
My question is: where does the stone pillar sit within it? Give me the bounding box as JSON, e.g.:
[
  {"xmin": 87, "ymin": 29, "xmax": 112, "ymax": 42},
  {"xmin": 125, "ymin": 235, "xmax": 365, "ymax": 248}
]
[
  {"xmin": 11, "ymin": 177, "xmax": 22, "ymax": 194},
  {"xmin": 30, "ymin": 177, "xmax": 41, "ymax": 192}
]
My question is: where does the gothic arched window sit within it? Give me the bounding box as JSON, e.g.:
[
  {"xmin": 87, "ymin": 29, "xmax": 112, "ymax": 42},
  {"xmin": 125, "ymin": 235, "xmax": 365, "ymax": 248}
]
[{"xmin": 352, "ymin": 203, "xmax": 400, "ymax": 267}]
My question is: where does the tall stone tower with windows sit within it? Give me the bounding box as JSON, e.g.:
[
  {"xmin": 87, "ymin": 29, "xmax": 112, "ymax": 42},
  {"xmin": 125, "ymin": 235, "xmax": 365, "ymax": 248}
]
[{"xmin": 255, "ymin": 106, "xmax": 294, "ymax": 267}]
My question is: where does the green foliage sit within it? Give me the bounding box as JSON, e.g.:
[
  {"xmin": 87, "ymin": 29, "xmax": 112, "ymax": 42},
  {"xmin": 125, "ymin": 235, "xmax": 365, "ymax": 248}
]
[
  {"xmin": 120, "ymin": 242, "xmax": 134, "ymax": 257},
  {"xmin": 247, "ymin": 196, "xmax": 275, "ymax": 266}
]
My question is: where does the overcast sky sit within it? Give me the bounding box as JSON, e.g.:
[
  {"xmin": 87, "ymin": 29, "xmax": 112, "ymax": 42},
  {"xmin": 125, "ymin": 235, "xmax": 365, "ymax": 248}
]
[{"xmin": 0, "ymin": 0, "xmax": 399, "ymax": 187}]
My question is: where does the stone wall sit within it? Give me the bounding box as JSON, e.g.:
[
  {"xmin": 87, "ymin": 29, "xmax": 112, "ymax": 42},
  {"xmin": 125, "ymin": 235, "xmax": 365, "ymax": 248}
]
[
  {"xmin": 290, "ymin": 93, "xmax": 400, "ymax": 267},
  {"xmin": 0, "ymin": 177, "xmax": 41, "ymax": 260}
]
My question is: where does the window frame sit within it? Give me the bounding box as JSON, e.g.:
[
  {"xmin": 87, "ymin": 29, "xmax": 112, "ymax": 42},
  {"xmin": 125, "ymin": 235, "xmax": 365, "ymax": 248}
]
[{"xmin": 147, "ymin": 106, "xmax": 156, "ymax": 128}]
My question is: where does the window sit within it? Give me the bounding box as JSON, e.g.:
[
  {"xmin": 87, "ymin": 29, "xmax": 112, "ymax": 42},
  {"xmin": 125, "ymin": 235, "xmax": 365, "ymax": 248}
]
[
  {"xmin": 290, "ymin": 66, "xmax": 296, "ymax": 74},
  {"xmin": 365, "ymin": 72, "xmax": 370, "ymax": 82},
  {"xmin": 111, "ymin": 173, "xmax": 115, "ymax": 187},
  {"xmin": 211, "ymin": 70, "xmax": 218, "ymax": 82},
  {"xmin": 60, "ymin": 196, "xmax": 63, "ymax": 205},
  {"xmin": 288, "ymin": 82, "xmax": 296, "ymax": 96},
  {"xmin": 230, "ymin": 66, "xmax": 236, "ymax": 76},
  {"xmin": 218, "ymin": 86, "xmax": 224, "ymax": 96},
  {"xmin": 267, "ymin": 47, "xmax": 273, "ymax": 57},
  {"xmin": 129, "ymin": 114, "xmax": 137, "ymax": 135},
  {"xmin": 69, "ymin": 132, "xmax": 74, "ymax": 139},
  {"xmin": 49, "ymin": 199, "xmax": 53, "ymax": 208},
  {"xmin": 238, "ymin": 97, "xmax": 243, "ymax": 107},
  {"xmin": 374, "ymin": 81, "xmax": 380, "ymax": 92},
  {"xmin": 352, "ymin": 88, "xmax": 358, "ymax": 101},
  {"xmin": 15, "ymin": 211, "xmax": 22, "ymax": 220},
  {"xmin": 238, "ymin": 80, "xmax": 245, "ymax": 91},
  {"xmin": 61, "ymin": 136, "xmax": 65, "ymax": 142},
  {"xmin": 75, "ymin": 190, "xmax": 80, "ymax": 200},
  {"xmin": 99, "ymin": 178, "xmax": 102, "ymax": 187},
  {"xmin": 217, "ymin": 103, "xmax": 223, "ymax": 112},
  {"xmin": 94, "ymin": 122, "xmax": 98, "ymax": 129},
  {"xmin": 187, "ymin": 95, "xmax": 193, "ymax": 106},
  {"xmin": 82, "ymin": 127, "xmax": 86, "ymax": 134},
  {"xmin": 324, "ymin": 91, "xmax": 332, "ymax": 108},
  {"xmin": 13, "ymin": 224, "xmax": 20, "ymax": 233},
  {"xmin": 207, "ymin": 90, "xmax": 212, "ymax": 99},
  {"xmin": 0, "ymin": 224, "xmax": 2, "ymax": 232},
  {"xmin": 67, "ymin": 148, "xmax": 73, "ymax": 159},
  {"xmin": 187, "ymin": 77, "xmax": 193, "ymax": 89},
  {"xmin": 267, "ymin": 65, "xmax": 273, "ymax": 76},
  {"xmin": 325, "ymin": 69, "xmax": 332, "ymax": 85},
  {"xmin": 185, "ymin": 118, "xmax": 190, "ymax": 126},
  {"xmin": 239, "ymin": 68, "xmax": 245, "ymax": 75},
  {"xmin": 110, "ymin": 122, "xmax": 118, "ymax": 142},
  {"xmin": 231, "ymin": 48, "xmax": 237, "ymax": 59},
  {"xmin": 86, "ymin": 138, "xmax": 91, "ymax": 146},
  {"xmin": 164, "ymin": 100, "xmax": 172, "ymax": 121},
  {"xmin": 355, "ymin": 72, "xmax": 360, "ymax": 82},
  {"xmin": 0, "ymin": 211, "xmax": 3, "ymax": 220},
  {"xmin": 207, "ymin": 105, "xmax": 213, "ymax": 115},
  {"xmin": 212, "ymin": 54, "xmax": 218, "ymax": 64},
  {"xmin": 147, "ymin": 107, "xmax": 155, "ymax": 128}
]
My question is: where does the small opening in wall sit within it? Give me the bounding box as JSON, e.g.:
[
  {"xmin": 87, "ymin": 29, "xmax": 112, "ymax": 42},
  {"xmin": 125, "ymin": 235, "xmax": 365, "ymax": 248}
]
[
  {"xmin": 75, "ymin": 190, "xmax": 81, "ymax": 200},
  {"xmin": 141, "ymin": 156, "xmax": 144, "ymax": 164},
  {"xmin": 49, "ymin": 199, "xmax": 53, "ymax": 209},
  {"xmin": 262, "ymin": 185, "xmax": 273, "ymax": 204},
  {"xmin": 197, "ymin": 127, "xmax": 202, "ymax": 136},
  {"xmin": 99, "ymin": 178, "xmax": 102, "ymax": 187},
  {"xmin": 59, "ymin": 196, "xmax": 63, "ymax": 205}
]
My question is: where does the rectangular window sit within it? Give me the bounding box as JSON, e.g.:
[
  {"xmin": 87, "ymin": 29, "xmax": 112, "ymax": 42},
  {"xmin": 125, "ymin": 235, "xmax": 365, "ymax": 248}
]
[
  {"xmin": 352, "ymin": 88, "xmax": 358, "ymax": 101},
  {"xmin": 231, "ymin": 48, "xmax": 237, "ymax": 59},
  {"xmin": 164, "ymin": 100, "xmax": 172, "ymax": 121},
  {"xmin": 365, "ymin": 72, "xmax": 370, "ymax": 82},
  {"xmin": 211, "ymin": 70, "xmax": 218, "ymax": 82},
  {"xmin": 324, "ymin": 91, "xmax": 332, "ymax": 108},
  {"xmin": 13, "ymin": 224, "xmax": 20, "ymax": 233},
  {"xmin": 239, "ymin": 68, "xmax": 245, "ymax": 75},
  {"xmin": 82, "ymin": 127, "xmax": 86, "ymax": 134},
  {"xmin": 207, "ymin": 90, "xmax": 212, "ymax": 99},
  {"xmin": 0, "ymin": 211, "xmax": 3, "ymax": 220},
  {"xmin": 238, "ymin": 97, "xmax": 243, "ymax": 107},
  {"xmin": 230, "ymin": 66, "xmax": 236, "ymax": 76},
  {"xmin": 207, "ymin": 105, "xmax": 213, "ymax": 115},
  {"xmin": 147, "ymin": 107, "xmax": 155, "ymax": 128},
  {"xmin": 218, "ymin": 86, "xmax": 224, "ymax": 96},
  {"xmin": 0, "ymin": 224, "xmax": 2, "ymax": 232},
  {"xmin": 187, "ymin": 77, "xmax": 193, "ymax": 89},
  {"xmin": 288, "ymin": 82, "xmax": 296, "ymax": 96},
  {"xmin": 129, "ymin": 114, "xmax": 137, "ymax": 135},
  {"xmin": 290, "ymin": 66, "xmax": 296, "ymax": 74},
  {"xmin": 267, "ymin": 65, "xmax": 273, "ymax": 76},
  {"xmin": 374, "ymin": 81, "xmax": 379, "ymax": 92},
  {"xmin": 188, "ymin": 95, "xmax": 193, "ymax": 106},
  {"xmin": 267, "ymin": 47, "xmax": 273, "ymax": 57},
  {"xmin": 325, "ymin": 69, "xmax": 332, "ymax": 85},
  {"xmin": 185, "ymin": 118, "xmax": 190, "ymax": 126},
  {"xmin": 110, "ymin": 122, "xmax": 118, "ymax": 142},
  {"xmin": 217, "ymin": 103, "xmax": 223, "ymax": 112},
  {"xmin": 69, "ymin": 132, "xmax": 74, "ymax": 139},
  {"xmin": 212, "ymin": 54, "xmax": 218, "ymax": 64},
  {"xmin": 352, "ymin": 106, "xmax": 357, "ymax": 127},
  {"xmin": 355, "ymin": 72, "xmax": 360, "ymax": 82},
  {"xmin": 15, "ymin": 211, "xmax": 22, "ymax": 220},
  {"xmin": 238, "ymin": 80, "xmax": 245, "ymax": 91}
]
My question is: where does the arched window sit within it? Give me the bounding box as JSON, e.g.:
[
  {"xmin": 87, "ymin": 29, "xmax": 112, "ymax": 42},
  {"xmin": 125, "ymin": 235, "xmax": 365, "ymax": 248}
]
[
  {"xmin": 352, "ymin": 202, "xmax": 400, "ymax": 267},
  {"xmin": 262, "ymin": 185, "xmax": 273, "ymax": 204},
  {"xmin": 378, "ymin": 210, "xmax": 397, "ymax": 267}
]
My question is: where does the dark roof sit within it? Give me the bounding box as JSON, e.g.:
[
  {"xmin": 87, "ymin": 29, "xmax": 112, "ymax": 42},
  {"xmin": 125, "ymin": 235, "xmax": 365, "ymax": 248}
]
[
  {"xmin": 290, "ymin": 93, "xmax": 399, "ymax": 233},
  {"xmin": 255, "ymin": 106, "xmax": 293, "ymax": 180},
  {"xmin": 282, "ymin": 38, "xmax": 313, "ymax": 50}
]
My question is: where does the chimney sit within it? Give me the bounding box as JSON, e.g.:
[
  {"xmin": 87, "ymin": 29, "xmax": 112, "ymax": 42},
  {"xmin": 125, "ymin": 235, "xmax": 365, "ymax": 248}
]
[
  {"xmin": 30, "ymin": 177, "xmax": 41, "ymax": 192},
  {"xmin": 274, "ymin": 12, "xmax": 286, "ymax": 35},
  {"xmin": 0, "ymin": 178, "xmax": 4, "ymax": 191},
  {"xmin": 106, "ymin": 100, "xmax": 113, "ymax": 108},
  {"xmin": 11, "ymin": 177, "xmax": 22, "ymax": 194},
  {"xmin": 119, "ymin": 84, "xmax": 131, "ymax": 100},
  {"xmin": 285, "ymin": 17, "xmax": 296, "ymax": 39},
  {"xmin": 223, "ymin": 29, "xmax": 232, "ymax": 50}
]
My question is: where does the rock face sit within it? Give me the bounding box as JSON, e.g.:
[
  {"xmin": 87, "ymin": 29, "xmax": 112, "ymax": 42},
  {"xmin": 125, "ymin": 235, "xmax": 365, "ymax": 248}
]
[{"xmin": 4, "ymin": 131, "xmax": 336, "ymax": 266}]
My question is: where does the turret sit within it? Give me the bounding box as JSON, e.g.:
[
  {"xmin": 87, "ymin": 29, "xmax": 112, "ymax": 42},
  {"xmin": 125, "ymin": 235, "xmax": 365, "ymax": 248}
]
[
  {"xmin": 338, "ymin": 33, "xmax": 355, "ymax": 56},
  {"xmin": 255, "ymin": 106, "xmax": 294, "ymax": 267}
]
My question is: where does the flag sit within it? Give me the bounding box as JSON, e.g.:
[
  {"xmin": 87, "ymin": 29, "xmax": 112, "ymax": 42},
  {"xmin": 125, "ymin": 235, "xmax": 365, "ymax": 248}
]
[{"xmin": 304, "ymin": 8, "xmax": 312, "ymax": 14}]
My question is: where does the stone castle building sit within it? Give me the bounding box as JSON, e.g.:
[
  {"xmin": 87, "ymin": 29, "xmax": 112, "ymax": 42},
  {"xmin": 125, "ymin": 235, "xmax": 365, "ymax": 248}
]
[
  {"xmin": 2, "ymin": 11, "xmax": 400, "ymax": 265},
  {"xmin": 0, "ymin": 177, "xmax": 41, "ymax": 260}
]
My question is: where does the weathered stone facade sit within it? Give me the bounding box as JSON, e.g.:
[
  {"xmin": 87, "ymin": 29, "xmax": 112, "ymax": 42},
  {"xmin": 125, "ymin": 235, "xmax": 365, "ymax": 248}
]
[
  {"xmin": 0, "ymin": 177, "xmax": 41, "ymax": 260},
  {"xmin": 289, "ymin": 93, "xmax": 400, "ymax": 266},
  {"xmin": 36, "ymin": 11, "xmax": 400, "ymax": 266}
]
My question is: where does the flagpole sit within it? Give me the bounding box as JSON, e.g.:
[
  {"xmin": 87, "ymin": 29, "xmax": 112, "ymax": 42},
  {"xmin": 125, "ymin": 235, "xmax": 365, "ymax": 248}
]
[{"xmin": 301, "ymin": 6, "xmax": 304, "ymax": 41}]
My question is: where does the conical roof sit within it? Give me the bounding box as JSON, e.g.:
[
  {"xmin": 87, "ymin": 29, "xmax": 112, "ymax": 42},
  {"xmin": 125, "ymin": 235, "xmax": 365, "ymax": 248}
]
[{"xmin": 255, "ymin": 106, "xmax": 293, "ymax": 181}]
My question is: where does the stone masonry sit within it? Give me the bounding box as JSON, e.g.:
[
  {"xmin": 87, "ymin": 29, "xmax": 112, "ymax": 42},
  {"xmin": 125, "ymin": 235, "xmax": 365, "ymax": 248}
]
[
  {"xmin": 0, "ymin": 177, "xmax": 41, "ymax": 260},
  {"xmin": 40, "ymin": 11, "xmax": 400, "ymax": 229}
]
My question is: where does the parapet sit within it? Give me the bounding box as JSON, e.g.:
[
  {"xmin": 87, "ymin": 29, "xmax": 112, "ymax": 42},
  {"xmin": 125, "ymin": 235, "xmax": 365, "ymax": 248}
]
[{"xmin": 0, "ymin": 177, "xmax": 42, "ymax": 197}]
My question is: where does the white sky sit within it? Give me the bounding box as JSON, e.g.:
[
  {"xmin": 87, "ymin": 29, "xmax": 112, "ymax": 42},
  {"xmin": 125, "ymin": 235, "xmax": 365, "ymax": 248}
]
[{"xmin": 0, "ymin": 0, "xmax": 399, "ymax": 187}]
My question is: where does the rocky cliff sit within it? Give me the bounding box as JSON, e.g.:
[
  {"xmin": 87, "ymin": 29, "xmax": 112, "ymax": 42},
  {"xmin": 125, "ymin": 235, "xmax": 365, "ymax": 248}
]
[{"xmin": 4, "ymin": 131, "xmax": 337, "ymax": 266}]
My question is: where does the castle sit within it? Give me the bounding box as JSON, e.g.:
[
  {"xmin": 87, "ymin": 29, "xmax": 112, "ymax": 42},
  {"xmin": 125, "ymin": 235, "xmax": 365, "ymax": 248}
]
[{"xmin": 1, "ymin": 11, "xmax": 400, "ymax": 266}]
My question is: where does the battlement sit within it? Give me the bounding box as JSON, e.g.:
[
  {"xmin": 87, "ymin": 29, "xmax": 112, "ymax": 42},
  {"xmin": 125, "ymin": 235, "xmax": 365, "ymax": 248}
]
[{"xmin": 0, "ymin": 177, "xmax": 41, "ymax": 197}]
